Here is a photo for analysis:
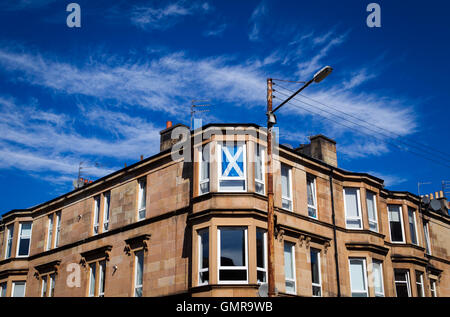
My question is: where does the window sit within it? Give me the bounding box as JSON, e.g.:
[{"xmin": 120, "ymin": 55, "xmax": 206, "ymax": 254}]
[
  {"xmin": 5, "ymin": 224, "xmax": 14, "ymax": 259},
  {"xmin": 388, "ymin": 205, "xmax": 405, "ymax": 243},
  {"xmin": 256, "ymin": 228, "xmax": 267, "ymax": 284},
  {"xmin": 11, "ymin": 281, "xmax": 26, "ymax": 297},
  {"xmin": 307, "ymin": 175, "xmax": 317, "ymax": 218},
  {"xmin": 103, "ymin": 192, "xmax": 110, "ymax": 232},
  {"xmin": 198, "ymin": 229, "xmax": 209, "ymax": 286},
  {"xmin": 40, "ymin": 274, "xmax": 55, "ymax": 297},
  {"xmin": 284, "ymin": 242, "xmax": 296, "ymax": 294},
  {"xmin": 372, "ymin": 260, "xmax": 384, "ymax": 297},
  {"xmin": 46, "ymin": 214, "xmax": 53, "ymax": 251},
  {"xmin": 430, "ymin": 278, "xmax": 437, "ymax": 297},
  {"xmin": 218, "ymin": 227, "xmax": 248, "ymax": 284},
  {"xmin": 17, "ymin": 222, "xmax": 32, "ymax": 257},
  {"xmin": 134, "ymin": 250, "xmax": 144, "ymax": 297},
  {"xmin": 408, "ymin": 208, "xmax": 418, "ymax": 245},
  {"xmin": 349, "ymin": 258, "xmax": 368, "ymax": 297},
  {"xmin": 415, "ymin": 271, "xmax": 424, "ymax": 297},
  {"xmin": 93, "ymin": 195, "xmax": 100, "ymax": 235},
  {"xmin": 254, "ymin": 144, "xmax": 265, "ymax": 195},
  {"xmin": 218, "ymin": 143, "xmax": 247, "ymax": 192},
  {"xmin": 344, "ymin": 188, "xmax": 362, "ymax": 229},
  {"xmin": 55, "ymin": 212, "xmax": 61, "ymax": 248},
  {"xmin": 310, "ymin": 249, "xmax": 322, "ymax": 296},
  {"xmin": 49, "ymin": 274, "xmax": 55, "ymax": 297},
  {"xmin": 138, "ymin": 179, "xmax": 147, "ymax": 220},
  {"xmin": 394, "ymin": 269, "xmax": 411, "ymax": 297},
  {"xmin": 0, "ymin": 282, "xmax": 6, "ymax": 297},
  {"xmin": 88, "ymin": 260, "xmax": 106, "ymax": 297},
  {"xmin": 281, "ymin": 164, "xmax": 293, "ymax": 211},
  {"xmin": 366, "ymin": 191, "xmax": 378, "ymax": 232},
  {"xmin": 40, "ymin": 276, "xmax": 47, "ymax": 297},
  {"xmin": 423, "ymin": 222, "xmax": 431, "ymax": 255},
  {"xmin": 199, "ymin": 147, "xmax": 210, "ymax": 195}
]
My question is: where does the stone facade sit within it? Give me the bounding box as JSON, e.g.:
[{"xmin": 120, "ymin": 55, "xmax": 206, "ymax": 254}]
[{"xmin": 0, "ymin": 123, "xmax": 448, "ymax": 297}]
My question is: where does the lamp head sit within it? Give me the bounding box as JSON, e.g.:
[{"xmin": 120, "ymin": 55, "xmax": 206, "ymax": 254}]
[{"xmin": 313, "ymin": 66, "xmax": 333, "ymax": 83}]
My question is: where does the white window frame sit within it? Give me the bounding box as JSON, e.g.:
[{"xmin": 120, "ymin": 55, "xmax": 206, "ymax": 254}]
[
  {"xmin": 5, "ymin": 224, "xmax": 14, "ymax": 259},
  {"xmin": 430, "ymin": 278, "xmax": 437, "ymax": 297},
  {"xmin": 217, "ymin": 227, "xmax": 249, "ymax": 285},
  {"xmin": 343, "ymin": 188, "xmax": 363, "ymax": 230},
  {"xmin": 372, "ymin": 259, "xmax": 385, "ymax": 297},
  {"xmin": 310, "ymin": 248, "xmax": 322, "ymax": 297},
  {"xmin": 415, "ymin": 271, "xmax": 424, "ymax": 297},
  {"xmin": 349, "ymin": 258, "xmax": 369, "ymax": 297},
  {"xmin": 88, "ymin": 262, "xmax": 96, "ymax": 297},
  {"xmin": 198, "ymin": 146, "xmax": 210, "ymax": 196},
  {"xmin": 197, "ymin": 228, "xmax": 209, "ymax": 286},
  {"xmin": 93, "ymin": 196, "xmax": 100, "ymax": 235},
  {"xmin": 256, "ymin": 228, "xmax": 268, "ymax": 284},
  {"xmin": 11, "ymin": 281, "xmax": 26, "ymax": 297},
  {"xmin": 49, "ymin": 273, "xmax": 55, "ymax": 297},
  {"xmin": 254, "ymin": 144, "xmax": 265, "ymax": 195},
  {"xmin": 54, "ymin": 212, "xmax": 61, "ymax": 248},
  {"xmin": 134, "ymin": 250, "xmax": 144, "ymax": 297},
  {"xmin": 394, "ymin": 269, "xmax": 411, "ymax": 297},
  {"xmin": 217, "ymin": 142, "xmax": 247, "ymax": 192},
  {"xmin": 408, "ymin": 207, "xmax": 419, "ymax": 246},
  {"xmin": 307, "ymin": 175, "xmax": 317, "ymax": 219},
  {"xmin": 423, "ymin": 221, "xmax": 431, "ymax": 255},
  {"xmin": 137, "ymin": 179, "xmax": 147, "ymax": 221},
  {"xmin": 0, "ymin": 282, "xmax": 7, "ymax": 297},
  {"xmin": 41, "ymin": 275, "xmax": 47, "ymax": 297},
  {"xmin": 281, "ymin": 164, "xmax": 293, "ymax": 211},
  {"xmin": 46, "ymin": 214, "xmax": 53, "ymax": 251},
  {"xmin": 366, "ymin": 190, "xmax": 379, "ymax": 232},
  {"xmin": 388, "ymin": 205, "xmax": 405, "ymax": 243},
  {"xmin": 284, "ymin": 242, "xmax": 297, "ymax": 295},
  {"xmin": 102, "ymin": 192, "xmax": 110, "ymax": 232},
  {"xmin": 16, "ymin": 222, "xmax": 32, "ymax": 257},
  {"xmin": 98, "ymin": 261, "xmax": 105, "ymax": 297}
]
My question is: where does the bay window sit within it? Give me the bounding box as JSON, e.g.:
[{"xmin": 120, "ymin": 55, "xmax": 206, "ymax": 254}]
[
  {"xmin": 388, "ymin": 205, "xmax": 405, "ymax": 243},
  {"xmin": 281, "ymin": 164, "xmax": 293, "ymax": 211},
  {"xmin": 366, "ymin": 191, "xmax": 378, "ymax": 232},
  {"xmin": 344, "ymin": 188, "xmax": 362, "ymax": 229},
  {"xmin": 218, "ymin": 227, "xmax": 248, "ymax": 284},
  {"xmin": 17, "ymin": 222, "xmax": 32, "ymax": 257},
  {"xmin": 218, "ymin": 143, "xmax": 247, "ymax": 192},
  {"xmin": 307, "ymin": 175, "xmax": 317, "ymax": 218},
  {"xmin": 349, "ymin": 258, "xmax": 368, "ymax": 297}
]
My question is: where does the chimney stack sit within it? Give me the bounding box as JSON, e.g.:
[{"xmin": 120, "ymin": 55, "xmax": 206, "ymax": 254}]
[
  {"xmin": 159, "ymin": 121, "xmax": 189, "ymax": 152},
  {"xmin": 296, "ymin": 134, "xmax": 338, "ymax": 167}
]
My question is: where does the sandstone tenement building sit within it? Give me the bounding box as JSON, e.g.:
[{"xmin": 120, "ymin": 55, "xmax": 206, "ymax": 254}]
[{"xmin": 0, "ymin": 122, "xmax": 448, "ymax": 297}]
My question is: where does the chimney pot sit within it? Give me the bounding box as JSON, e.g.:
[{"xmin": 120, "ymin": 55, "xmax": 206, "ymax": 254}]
[{"xmin": 166, "ymin": 121, "xmax": 172, "ymax": 129}]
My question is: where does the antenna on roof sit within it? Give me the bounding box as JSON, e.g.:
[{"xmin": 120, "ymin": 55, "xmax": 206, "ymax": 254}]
[
  {"xmin": 191, "ymin": 99, "xmax": 210, "ymax": 130},
  {"xmin": 442, "ymin": 180, "xmax": 450, "ymax": 197},
  {"xmin": 417, "ymin": 181, "xmax": 432, "ymax": 196},
  {"xmin": 73, "ymin": 161, "xmax": 85, "ymax": 189}
]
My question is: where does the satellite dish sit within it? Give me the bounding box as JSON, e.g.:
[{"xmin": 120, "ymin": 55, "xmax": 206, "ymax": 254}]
[
  {"xmin": 430, "ymin": 200, "xmax": 441, "ymax": 211},
  {"xmin": 422, "ymin": 196, "xmax": 430, "ymax": 205},
  {"xmin": 258, "ymin": 283, "xmax": 278, "ymax": 297}
]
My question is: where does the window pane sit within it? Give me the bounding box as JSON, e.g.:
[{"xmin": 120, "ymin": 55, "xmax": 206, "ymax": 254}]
[
  {"xmin": 49, "ymin": 274, "xmax": 55, "ymax": 297},
  {"xmin": 89, "ymin": 263, "xmax": 96, "ymax": 297},
  {"xmin": 257, "ymin": 270, "xmax": 266, "ymax": 283},
  {"xmin": 395, "ymin": 284, "xmax": 409, "ymax": 297},
  {"xmin": 219, "ymin": 270, "xmax": 247, "ymax": 281},
  {"xmin": 41, "ymin": 276, "xmax": 47, "ymax": 297},
  {"xmin": 416, "ymin": 272, "xmax": 424, "ymax": 297},
  {"xmin": 256, "ymin": 229, "xmax": 266, "ymax": 269},
  {"xmin": 389, "ymin": 205, "xmax": 404, "ymax": 242},
  {"xmin": 12, "ymin": 282, "xmax": 26, "ymax": 297},
  {"xmin": 219, "ymin": 180, "xmax": 245, "ymax": 191},
  {"xmin": 255, "ymin": 182, "xmax": 264, "ymax": 195},
  {"xmin": 220, "ymin": 228, "xmax": 245, "ymax": 267},
  {"xmin": 307, "ymin": 177, "xmax": 315, "ymax": 207},
  {"xmin": 135, "ymin": 251, "xmax": 144, "ymax": 286},
  {"xmin": 408, "ymin": 208, "xmax": 417, "ymax": 244},
  {"xmin": 366, "ymin": 192, "xmax": 377, "ymax": 225},
  {"xmin": 0, "ymin": 282, "xmax": 7, "ymax": 297},
  {"xmin": 281, "ymin": 165, "xmax": 291, "ymax": 198},
  {"xmin": 349, "ymin": 259, "xmax": 366, "ymax": 293},
  {"xmin": 199, "ymin": 230, "xmax": 209, "ymax": 270},
  {"xmin": 346, "ymin": 219, "xmax": 362, "ymax": 229},
  {"xmin": 372, "ymin": 262, "xmax": 384, "ymax": 296},
  {"xmin": 394, "ymin": 270, "xmax": 410, "ymax": 297},
  {"xmin": 344, "ymin": 188, "xmax": 359, "ymax": 218},
  {"xmin": 312, "ymin": 285, "xmax": 321, "ymax": 296},
  {"xmin": 284, "ymin": 243, "xmax": 294, "ymax": 280},
  {"xmin": 285, "ymin": 280, "xmax": 296, "ymax": 294},
  {"xmin": 221, "ymin": 144, "xmax": 244, "ymax": 177},
  {"xmin": 139, "ymin": 180, "xmax": 146, "ymax": 210},
  {"xmin": 310, "ymin": 249, "xmax": 320, "ymax": 284},
  {"xmin": 99, "ymin": 261, "xmax": 106, "ymax": 296},
  {"xmin": 255, "ymin": 146, "xmax": 263, "ymax": 181},
  {"xmin": 18, "ymin": 238, "xmax": 30, "ymax": 256},
  {"xmin": 200, "ymin": 148, "xmax": 210, "ymax": 181}
]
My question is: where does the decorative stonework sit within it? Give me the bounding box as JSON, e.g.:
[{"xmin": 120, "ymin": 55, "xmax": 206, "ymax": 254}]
[
  {"xmin": 80, "ymin": 245, "xmax": 112, "ymax": 267},
  {"xmin": 124, "ymin": 234, "xmax": 151, "ymax": 255}
]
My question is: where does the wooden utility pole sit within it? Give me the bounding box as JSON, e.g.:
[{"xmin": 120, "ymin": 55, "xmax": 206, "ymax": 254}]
[{"xmin": 266, "ymin": 78, "xmax": 276, "ymax": 297}]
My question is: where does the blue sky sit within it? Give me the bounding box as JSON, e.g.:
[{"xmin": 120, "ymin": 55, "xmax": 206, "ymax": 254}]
[{"xmin": 0, "ymin": 0, "xmax": 449, "ymax": 214}]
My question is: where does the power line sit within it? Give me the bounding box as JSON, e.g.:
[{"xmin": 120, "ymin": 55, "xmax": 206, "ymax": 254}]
[
  {"xmin": 275, "ymin": 85, "xmax": 450, "ymax": 163},
  {"xmin": 273, "ymin": 89, "xmax": 450, "ymax": 169}
]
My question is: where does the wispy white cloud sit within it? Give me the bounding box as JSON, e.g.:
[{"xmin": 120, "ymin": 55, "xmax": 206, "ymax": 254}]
[
  {"xmin": 248, "ymin": 1, "xmax": 267, "ymax": 42},
  {"xmin": 130, "ymin": 1, "xmax": 211, "ymax": 30},
  {"xmin": 203, "ymin": 23, "xmax": 227, "ymax": 37},
  {"xmin": 364, "ymin": 170, "xmax": 408, "ymax": 187}
]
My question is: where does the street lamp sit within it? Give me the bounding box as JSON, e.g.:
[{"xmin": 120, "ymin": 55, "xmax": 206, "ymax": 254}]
[{"xmin": 266, "ymin": 66, "xmax": 332, "ymax": 297}]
